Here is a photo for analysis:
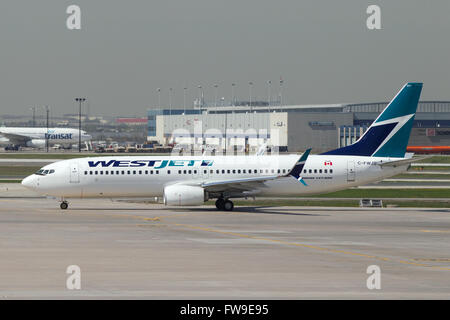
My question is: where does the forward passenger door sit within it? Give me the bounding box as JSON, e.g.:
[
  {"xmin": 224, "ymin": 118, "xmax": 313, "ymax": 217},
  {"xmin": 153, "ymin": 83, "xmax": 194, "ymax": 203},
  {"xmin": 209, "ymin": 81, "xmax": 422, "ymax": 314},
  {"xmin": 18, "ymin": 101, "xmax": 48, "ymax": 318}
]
[{"xmin": 69, "ymin": 162, "xmax": 80, "ymax": 183}]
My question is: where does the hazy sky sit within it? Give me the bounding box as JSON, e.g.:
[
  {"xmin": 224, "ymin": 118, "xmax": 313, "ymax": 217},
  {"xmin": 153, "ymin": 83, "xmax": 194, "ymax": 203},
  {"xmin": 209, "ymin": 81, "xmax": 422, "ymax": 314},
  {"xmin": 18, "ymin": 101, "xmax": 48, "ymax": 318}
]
[{"xmin": 0, "ymin": 0, "xmax": 449, "ymax": 117}]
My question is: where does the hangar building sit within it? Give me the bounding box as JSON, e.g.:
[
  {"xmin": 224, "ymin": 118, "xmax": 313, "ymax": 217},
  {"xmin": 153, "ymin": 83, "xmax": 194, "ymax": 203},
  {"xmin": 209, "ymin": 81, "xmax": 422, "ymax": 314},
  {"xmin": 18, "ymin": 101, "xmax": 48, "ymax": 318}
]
[{"xmin": 147, "ymin": 101, "xmax": 450, "ymax": 153}]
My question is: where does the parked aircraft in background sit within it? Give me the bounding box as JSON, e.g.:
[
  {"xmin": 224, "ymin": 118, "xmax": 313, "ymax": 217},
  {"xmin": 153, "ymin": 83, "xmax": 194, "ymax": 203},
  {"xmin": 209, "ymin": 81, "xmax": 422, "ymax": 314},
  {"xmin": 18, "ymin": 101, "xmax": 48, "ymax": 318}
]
[
  {"xmin": 406, "ymin": 146, "xmax": 450, "ymax": 154},
  {"xmin": 0, "ymin": 127, "xmax": 91, "ymax": 149},
  {"xmin": 22, "ymin": 83, "xmax": 422, "ymax": 211}
]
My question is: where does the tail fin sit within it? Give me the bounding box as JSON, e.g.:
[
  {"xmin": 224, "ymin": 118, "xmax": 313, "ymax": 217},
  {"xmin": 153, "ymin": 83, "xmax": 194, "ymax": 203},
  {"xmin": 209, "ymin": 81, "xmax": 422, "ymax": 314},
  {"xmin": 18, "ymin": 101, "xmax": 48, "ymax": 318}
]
[{"xmin": 322, "ymin": 82, "xmax": 423, "ymax": 158}]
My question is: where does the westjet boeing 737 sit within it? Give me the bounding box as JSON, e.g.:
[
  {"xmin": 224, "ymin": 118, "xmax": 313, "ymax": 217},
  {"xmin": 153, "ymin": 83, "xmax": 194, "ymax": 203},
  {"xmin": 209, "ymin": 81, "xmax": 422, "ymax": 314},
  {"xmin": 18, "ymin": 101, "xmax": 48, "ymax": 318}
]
[{"xmin": 22, "ymin": 83, "xmax": 423, "ymax": 211}]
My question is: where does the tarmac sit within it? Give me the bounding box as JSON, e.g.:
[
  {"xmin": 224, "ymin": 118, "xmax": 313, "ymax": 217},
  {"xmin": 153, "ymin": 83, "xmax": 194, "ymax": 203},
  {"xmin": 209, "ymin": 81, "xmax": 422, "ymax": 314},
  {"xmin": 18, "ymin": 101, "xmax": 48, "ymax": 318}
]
[{"xmin": 0, "ymin": 185, "xmax": 450, "ymax": 299}]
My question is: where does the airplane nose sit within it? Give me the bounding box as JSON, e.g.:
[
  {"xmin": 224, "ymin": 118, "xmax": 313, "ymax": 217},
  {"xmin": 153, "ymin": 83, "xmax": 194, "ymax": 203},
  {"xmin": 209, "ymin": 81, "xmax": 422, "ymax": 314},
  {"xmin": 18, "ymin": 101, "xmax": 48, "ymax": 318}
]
[{"xmin": 21, "ymin": 175, "xmax": 35, "ymax": 189}]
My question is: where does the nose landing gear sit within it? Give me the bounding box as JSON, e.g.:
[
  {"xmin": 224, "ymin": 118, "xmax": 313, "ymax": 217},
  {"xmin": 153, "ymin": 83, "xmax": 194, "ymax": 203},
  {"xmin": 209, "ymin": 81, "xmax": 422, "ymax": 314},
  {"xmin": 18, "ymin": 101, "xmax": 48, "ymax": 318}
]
[{"xmin": 60, "ymin": 201, "xmax": 69, "ymax": 210}]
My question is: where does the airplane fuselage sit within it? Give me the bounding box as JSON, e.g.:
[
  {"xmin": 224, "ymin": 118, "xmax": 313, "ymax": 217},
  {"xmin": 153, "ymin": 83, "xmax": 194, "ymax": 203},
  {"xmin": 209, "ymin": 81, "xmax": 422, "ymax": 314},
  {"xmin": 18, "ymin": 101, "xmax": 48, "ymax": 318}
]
[
  {"xmin": 0, "ymin": 127, "xmax": 91, "ymax": 148},
  {"xmin": 22, "ymin": 154, "xmax": 408, "ymax": 199}
]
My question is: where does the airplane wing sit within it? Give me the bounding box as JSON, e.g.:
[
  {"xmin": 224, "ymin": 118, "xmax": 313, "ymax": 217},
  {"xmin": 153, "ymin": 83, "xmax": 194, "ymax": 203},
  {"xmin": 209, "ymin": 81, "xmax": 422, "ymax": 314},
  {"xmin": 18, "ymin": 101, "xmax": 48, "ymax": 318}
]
[
  {"xmin": 201, "ymin": 175, "xmax": 280, "ymax": 193},
  {"xmin": 0, "ymin": 132, "xmax": 31, "ymax": 145},
  {"xmin": 178, "ymin": 148, "xmax": 312, "ymax": 197}
]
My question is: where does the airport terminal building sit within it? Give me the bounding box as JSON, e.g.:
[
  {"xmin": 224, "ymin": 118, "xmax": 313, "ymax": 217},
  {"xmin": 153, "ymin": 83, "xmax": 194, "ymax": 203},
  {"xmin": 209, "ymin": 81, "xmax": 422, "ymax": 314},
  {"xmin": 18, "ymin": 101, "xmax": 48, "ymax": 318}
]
[{"xmin": 147, "ymin": 101, "xmax": 450, "ymax": 153}]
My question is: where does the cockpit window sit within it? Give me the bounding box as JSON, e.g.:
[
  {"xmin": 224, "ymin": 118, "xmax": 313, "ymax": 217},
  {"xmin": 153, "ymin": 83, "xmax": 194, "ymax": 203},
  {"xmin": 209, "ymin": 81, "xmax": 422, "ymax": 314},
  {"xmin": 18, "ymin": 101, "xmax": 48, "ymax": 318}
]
[{"xmin": 35, "ymin": 169, "xmax": 55, "ymax": 176}]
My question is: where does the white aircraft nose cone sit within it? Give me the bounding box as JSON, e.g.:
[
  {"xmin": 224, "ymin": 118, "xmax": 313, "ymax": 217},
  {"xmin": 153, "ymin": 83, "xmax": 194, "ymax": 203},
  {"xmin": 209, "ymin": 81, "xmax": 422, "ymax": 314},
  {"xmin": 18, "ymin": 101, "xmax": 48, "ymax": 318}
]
[{"xmin": 21, "ymin": 176, "xmax": 35, "ymax": 189}]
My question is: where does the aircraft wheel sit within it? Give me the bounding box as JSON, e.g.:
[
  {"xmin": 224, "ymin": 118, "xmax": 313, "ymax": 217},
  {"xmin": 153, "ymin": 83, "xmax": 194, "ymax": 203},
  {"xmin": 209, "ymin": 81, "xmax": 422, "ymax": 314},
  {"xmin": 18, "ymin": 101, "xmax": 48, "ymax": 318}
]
[
  {"xmin": 215, "ymin": 198, "xmax": 225, "ymax": 210},
  {"xmin": 60, "ymin": 201, "xmax": 68, "ymax": 210},
  {"xmin": 223, "ymin": 200, "xmax": 234, "ymax": 211}
]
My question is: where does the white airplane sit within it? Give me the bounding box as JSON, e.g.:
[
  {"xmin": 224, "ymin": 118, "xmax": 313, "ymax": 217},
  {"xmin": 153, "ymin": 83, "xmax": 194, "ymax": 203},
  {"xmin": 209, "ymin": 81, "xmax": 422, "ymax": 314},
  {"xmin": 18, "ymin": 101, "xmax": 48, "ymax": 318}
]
[
  {"xmin": 0, "ymin": 127, "xmax": 92, "ymax": 149},
  {"xmin": 22, "ymin": 83, "xmax": 422, "ymax": 211}
]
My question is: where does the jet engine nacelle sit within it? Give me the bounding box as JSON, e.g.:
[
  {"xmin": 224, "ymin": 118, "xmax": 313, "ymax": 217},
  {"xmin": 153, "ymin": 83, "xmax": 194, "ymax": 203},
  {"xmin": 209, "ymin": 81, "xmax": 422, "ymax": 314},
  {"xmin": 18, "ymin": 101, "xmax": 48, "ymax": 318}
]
[
  {"xmin": 163, "ymin": 184, "xmax": 207, "ymax": 206},
  {"xmin": 26, "ymin": 139, "xmax": 46, "ymax": 148}
]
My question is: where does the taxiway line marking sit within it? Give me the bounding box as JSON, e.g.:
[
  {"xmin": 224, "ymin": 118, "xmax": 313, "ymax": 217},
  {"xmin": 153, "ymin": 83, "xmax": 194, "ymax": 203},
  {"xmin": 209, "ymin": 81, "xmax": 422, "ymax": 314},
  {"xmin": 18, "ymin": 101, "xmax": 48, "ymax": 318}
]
[
  {"xmin": 44, "ymin": 206, "xmax": 450, "ymax": 271},
  {"xmin": 172, "ymin": 223, "xmax": 450, "ymax": 271}
]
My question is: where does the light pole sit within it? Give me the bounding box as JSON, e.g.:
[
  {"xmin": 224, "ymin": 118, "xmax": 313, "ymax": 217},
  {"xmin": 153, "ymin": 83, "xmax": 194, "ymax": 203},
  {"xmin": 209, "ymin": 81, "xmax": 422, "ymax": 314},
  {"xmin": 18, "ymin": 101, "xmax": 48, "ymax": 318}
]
[
  {"xmin": 169, "ymin": 88, "xmax": 173, "ymax": 116},
  {"xmin": 214, "ymin": 84, "xmax": 218, "ymax": 114},
  {"xmin": 183, "ymin": 87, "xmax": 187, "ymax": 114},
  {"xmin": 249, "ymin": 81, "xmax": 253, "ymax": 112},
  {"xmin": 197, "ymin": 85, "xmax": 202, "ymax": 109},
  {"xmin": 157, "ymin": 88, "xmax": 161, "ymax": 109},
  {"xmin": 30, "ymin": 107, "xmax": 36, "ymax": 127},
  {"xmin": 231, "ymin": 83, "xmax": 236, "ymax": 106},
  {"xmin": 75, "ymin": 98, "xmax": 86, "ymax": 152},
  {"xmin": 279, "ymin": 78, "xmax": 284, "ymax": 112},
  {"xmin": 267, "ymin": 80, "xmax": 271, "ymax": 113},
  {"xmin": 44, "ymin": 106, "xmax": 49, "ymax": 153}
]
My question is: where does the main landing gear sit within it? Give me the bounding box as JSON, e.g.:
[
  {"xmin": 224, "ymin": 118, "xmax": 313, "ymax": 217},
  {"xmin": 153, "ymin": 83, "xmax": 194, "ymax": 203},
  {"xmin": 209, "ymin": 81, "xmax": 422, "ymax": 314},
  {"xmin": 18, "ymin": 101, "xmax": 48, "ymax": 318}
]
[
  {"xmin": 215, "ymin": 198, "xmax": 234, "ymax": 211},
  {"xmin": 60, "ymin": 201, "xmax": 69, "ymax": 210}
]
